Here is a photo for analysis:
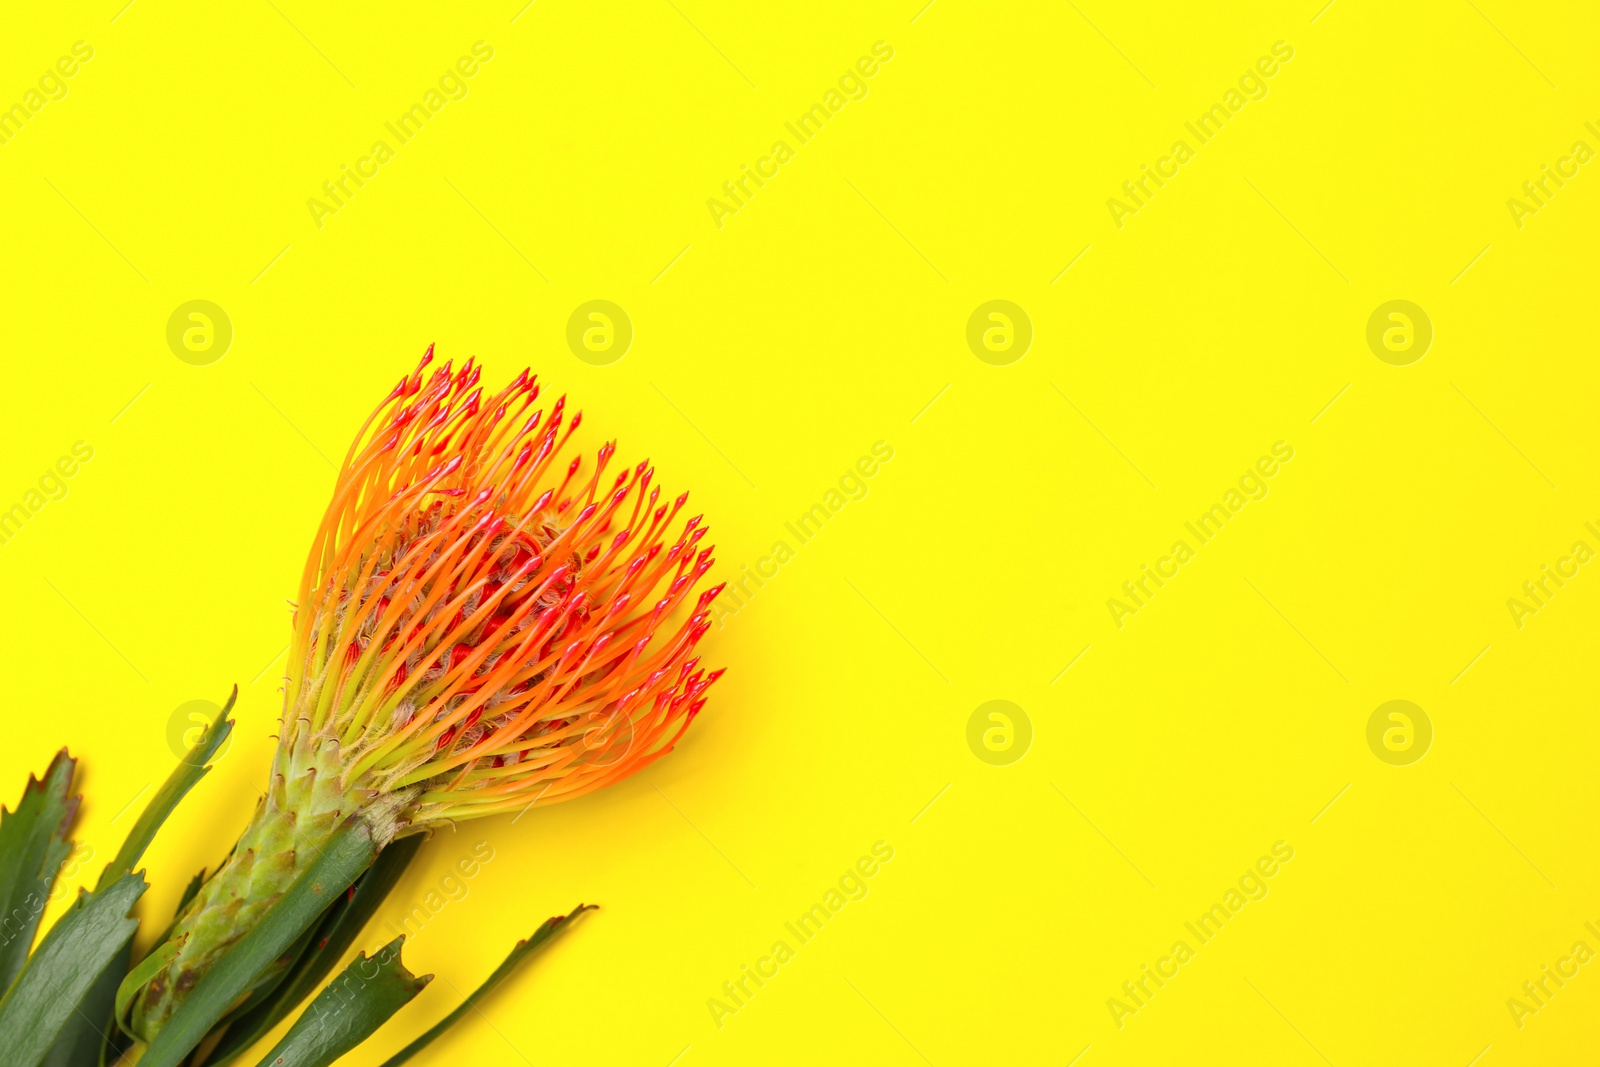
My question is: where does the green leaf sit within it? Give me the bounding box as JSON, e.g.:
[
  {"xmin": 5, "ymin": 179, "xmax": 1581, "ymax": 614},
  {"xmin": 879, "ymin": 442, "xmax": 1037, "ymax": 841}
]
[
  {"xmin": 97, "ymin": 688, "xmax": 236, "ymax": 893},
  {"xmin": 380, "ymin": 904, "xmax": 596, "ymax": 1067},
  {"xmin": 98, "ymin": 950, "xmax": 140, "ymax": 1067},
  {"xmin": 0, "ymin": 749, "xmax": 79, "ymax": 990},
  {"xmin": 215, "ymin": 915, "xmax": 324, "ymax": 1030},
  {"xmin": 175, "ymin": 868, "xmax": 208, "ymax": 921},
  {"xmin": 114, "ymin": 935, "xmax": 188, "ymax": 1039},
  {"xmin": 137, "ymin": 816, "xmax": 380, "ymax": 1067},
  {"xmin": 37, "ymin": 937, "xmax": 126, "ymax": 1067},
  {"xmin": 38, "ymin": 689, "xmax": 236, "ymax": 1067},
  {"xmin": 0, "ymin": 872, "xmax": 145, "ymax": 1067},
  {"xmin": 197, "ymin": 833, "xmax": 425, "ymax": 1067},
  {"xmin": 250, "ymin": 936, "xmax": 431, "ymax": 1067}
]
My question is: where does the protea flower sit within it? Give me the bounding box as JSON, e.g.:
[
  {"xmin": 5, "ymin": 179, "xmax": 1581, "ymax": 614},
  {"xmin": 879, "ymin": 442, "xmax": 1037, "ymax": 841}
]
[{"xmin": 131, "ymin": 348, "xmax": 724, "ymax": 1039}]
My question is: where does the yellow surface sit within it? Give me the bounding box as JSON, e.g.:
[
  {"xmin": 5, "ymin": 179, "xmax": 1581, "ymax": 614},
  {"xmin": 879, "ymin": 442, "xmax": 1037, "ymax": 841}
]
[{"xmin": 2, "ymin": 1, "xmax": 1598, "ymax": 1063}]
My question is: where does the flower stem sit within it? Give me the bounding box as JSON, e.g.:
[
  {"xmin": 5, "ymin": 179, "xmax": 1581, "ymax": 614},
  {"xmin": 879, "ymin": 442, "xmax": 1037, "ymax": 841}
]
[{"xmin": 137, "ymin": 816, "xmax": 380, "ymax": 1067}]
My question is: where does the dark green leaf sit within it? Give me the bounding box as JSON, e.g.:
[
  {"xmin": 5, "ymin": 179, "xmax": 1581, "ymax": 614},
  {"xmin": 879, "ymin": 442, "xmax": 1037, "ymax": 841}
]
[
  {"xmin": 175, "ymin": 868, "xmax": 208, "ymax": 917},
  {"xmin": 0, "ymin": 749, "xmax": 79, "ymax": 990},
  {"xmin": 99, "ymin": 963, "xmax": 139, "ymax": 1067},
  {"xmin": 40, "ymin": 689, "xmax": 236, "ymax": 1067},
  {"xmin": 37, "ymin": 938, "xmax": 127, "ymax": 1067},
  {"xmin": 251, "ymin": 936, "xmax": 430, "ymax": 1067},
  {"xmin": 380, "ymin": 904, "xmax": 596, "ymax": 1067},
  {"xmin": 198, "ymin": 833, "xmax": 425, "ymax": 1067},
  {"xmin": 0, "ymin": 872, "xmax": 145, "ymax": 1067},
  {"xmin": 97, "ymin": 689, "xmax": 235, "ymax": 893},
  {"xmin": 206, "ymin": 913, "xmax": 325, "ymax": 1038},
  {"xmin": 137, "ymin": 816, "xmax": 380, "ymax": 1067}
]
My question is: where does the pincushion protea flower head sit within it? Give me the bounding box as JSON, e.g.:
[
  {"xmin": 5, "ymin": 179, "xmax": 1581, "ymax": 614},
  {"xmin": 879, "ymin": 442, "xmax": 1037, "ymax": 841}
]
[
  {"xmin": 131, "ymin": 348, "xmax": 724, "ymax": 1039},
  {"xmin": 287, "ymin": 346, "xmax": 724, "ymax": 828}
]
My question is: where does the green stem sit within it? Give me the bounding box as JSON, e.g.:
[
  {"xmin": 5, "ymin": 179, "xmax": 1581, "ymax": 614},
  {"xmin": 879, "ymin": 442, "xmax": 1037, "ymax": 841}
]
[
  {"xmin": 136, "ymin": 817, "xmax": 379, "ymax": 1067},
  {"xmin": 129, "ymin": 722, "xmax": 362, "ymax": 1040}
]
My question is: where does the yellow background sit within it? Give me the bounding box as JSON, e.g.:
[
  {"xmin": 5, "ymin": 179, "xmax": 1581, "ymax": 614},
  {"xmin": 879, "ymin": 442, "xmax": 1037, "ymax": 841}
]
[{"xmin": 3, "ymin": 0, "xmax": 1599, "ymax": 1063}]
